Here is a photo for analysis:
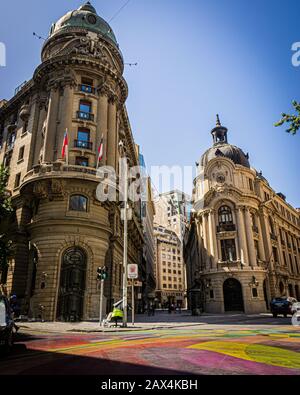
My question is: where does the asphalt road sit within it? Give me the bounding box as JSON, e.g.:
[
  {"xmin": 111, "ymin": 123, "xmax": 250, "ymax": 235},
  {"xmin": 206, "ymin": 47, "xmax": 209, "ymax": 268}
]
[{"xmin": 1, "ymin": 314, "xmax": 300, "ymax": 375}]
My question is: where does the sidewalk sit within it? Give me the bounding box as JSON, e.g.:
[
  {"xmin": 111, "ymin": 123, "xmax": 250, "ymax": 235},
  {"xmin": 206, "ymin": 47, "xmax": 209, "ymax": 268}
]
[
  {"xmin": 18, "ymin": 312, "xmax": 206, "ymax": 333},
  {"xmin": 17, "ymin": 312, "xmax": 280, "ymax": 334}
]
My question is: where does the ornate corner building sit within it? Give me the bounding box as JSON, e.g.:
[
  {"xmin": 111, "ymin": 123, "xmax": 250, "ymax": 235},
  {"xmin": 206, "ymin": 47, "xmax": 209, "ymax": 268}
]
[
  {"xmin": 184, "ymin": 117, "xmax": 300, "ymax": 314},
  {"xmin": 0, "ymin": 2, "xmax": 145, "ymax": 321}
]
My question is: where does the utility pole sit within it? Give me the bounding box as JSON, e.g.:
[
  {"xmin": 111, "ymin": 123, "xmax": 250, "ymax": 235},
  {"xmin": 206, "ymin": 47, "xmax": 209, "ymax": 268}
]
[
  {"xmin": 132, "ymin": 280, "xmax": 135, "ymax": 326},
  {"xmin": 99, "ymin": 278, "xmax": 104, "ymax": 326},
  {"xmin": 120, "ymin": 142, "xmax": 128, "ymax": 327}
]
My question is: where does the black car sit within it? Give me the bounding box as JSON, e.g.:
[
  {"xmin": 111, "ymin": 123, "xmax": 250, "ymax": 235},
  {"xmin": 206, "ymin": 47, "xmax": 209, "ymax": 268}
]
[
  {"xmin": 270, "ymin": 297, "xmax": 298, "ymax": 318},
  {"xmin": 0, "ymin": 295, "xmax": 14, "ymax": 354}
]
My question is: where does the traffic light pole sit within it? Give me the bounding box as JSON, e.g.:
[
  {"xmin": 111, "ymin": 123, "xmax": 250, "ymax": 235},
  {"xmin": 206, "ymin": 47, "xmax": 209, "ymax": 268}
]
[{"xmin": 99, "ymin": 278, "xmax": 104, "ymax": 326}]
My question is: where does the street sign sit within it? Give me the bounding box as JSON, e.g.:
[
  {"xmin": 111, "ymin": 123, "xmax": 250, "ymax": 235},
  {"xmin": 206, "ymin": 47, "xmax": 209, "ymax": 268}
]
[{"xmin": 128, "ymin": 264, "xmax": 138, "ymax": 279}]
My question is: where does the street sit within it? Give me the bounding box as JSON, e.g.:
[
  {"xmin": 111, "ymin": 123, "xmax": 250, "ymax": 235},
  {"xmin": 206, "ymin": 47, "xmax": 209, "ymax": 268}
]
[{"xmin": 1, "ymin": 313, "xmax": 300, "ymax": 375}]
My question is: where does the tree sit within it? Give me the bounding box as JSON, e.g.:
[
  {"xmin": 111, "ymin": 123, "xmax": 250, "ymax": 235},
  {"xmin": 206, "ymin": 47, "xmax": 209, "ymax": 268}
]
[
  {"xmin": 275, "ymin": 100, "xmax": 300, "ymax": 135},
  {"xmin": 0, "ymin": 165, "xmax": 13, "ymax": 282}
]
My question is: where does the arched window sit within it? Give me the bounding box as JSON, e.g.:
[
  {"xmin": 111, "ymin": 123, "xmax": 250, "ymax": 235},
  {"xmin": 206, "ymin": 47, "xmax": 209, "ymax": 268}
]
[
  {"xmin": 69, "ymin": 195, "xmax": 88, "ymax": 212},
  {"xmin": 218, "ymin": 206, "xmax": 233, "ymax": 225}
]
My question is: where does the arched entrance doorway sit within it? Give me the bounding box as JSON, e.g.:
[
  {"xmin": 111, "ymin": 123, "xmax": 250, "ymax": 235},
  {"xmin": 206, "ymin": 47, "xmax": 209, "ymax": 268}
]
[
  {"xmin": 223, "ymin": 278, "xmax": 244, "ymax": 312},
  {"xmin": 57, "ymin": 247, "xmax": 87, "ymax": 322}
]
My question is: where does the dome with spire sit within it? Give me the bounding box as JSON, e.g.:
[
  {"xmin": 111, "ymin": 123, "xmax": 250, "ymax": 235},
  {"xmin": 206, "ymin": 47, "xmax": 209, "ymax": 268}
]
[
  {"xmin": 49, "ymin": 2, "xmax": 118, "ymax": 47},
  {"xmin": 200, "ymin": 116, "xmax": 250, "ymax": 169}
]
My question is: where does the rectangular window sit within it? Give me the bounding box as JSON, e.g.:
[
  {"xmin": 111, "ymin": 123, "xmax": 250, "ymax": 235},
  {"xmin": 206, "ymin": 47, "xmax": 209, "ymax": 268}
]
[
  {"xmin": 22, "ymin": 120, "xmax": 28, "ymax": 135},
  {"xmin": 14, "ymin": 173, "xmax": 21, "ymax": 188},
  {"xmin": 210, "ymin": 290, "xmax": 214, "ymax": 299},
  {"xmin": 252, "ymin": 288, "xmax": 258, "ymax": 298},
  {"xmin": 78, "ymin": 101, "xmax": 94, "ymax": 121},
  {"xmin": 79, "ymin": 101, "xmax": 92, "ymax": 113},
  {"xmin": 18, "ymin": 146, "xmax": 25, "ymax": 161},
  {"xmin": 75, "ymin": 157, "xmax": 89, "ymax": 167},
  {"xmin": 289, "ymin": 254, "xmax": 294, "ymax": 273},
  {"xmin": 221, "ymin": 239, "xmax": 237, "ymax": 262},
  {"xmin": 77, "ymin": 128, "xmax": 90, "ymax": 142},
  {"xmin": 80, "ymin": 78, "xmax": 94, "ymax": 93},
  {"xmin": 272, "ymin": 247, "xmax": 278, "ymax": 263},
  {"xmin": 249, "ymin": 178, "xmax": 254, "ymax": 191}
]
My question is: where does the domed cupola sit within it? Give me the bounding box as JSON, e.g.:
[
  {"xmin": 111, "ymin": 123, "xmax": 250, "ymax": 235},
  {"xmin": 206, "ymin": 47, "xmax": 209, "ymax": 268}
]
[
  {"xmin": 200, "ymin": 115, "xmax": 250, "ymax": 168},
  {"xmin": 48, "ymin": 2, "xmax": 118, "ymax": 48}
]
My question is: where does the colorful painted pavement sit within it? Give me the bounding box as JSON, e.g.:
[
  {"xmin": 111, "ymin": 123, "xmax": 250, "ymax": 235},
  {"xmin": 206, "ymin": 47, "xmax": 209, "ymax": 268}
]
[{"xmin": 1, "ymin": 326, "xmax": 300, "ymax": 375}]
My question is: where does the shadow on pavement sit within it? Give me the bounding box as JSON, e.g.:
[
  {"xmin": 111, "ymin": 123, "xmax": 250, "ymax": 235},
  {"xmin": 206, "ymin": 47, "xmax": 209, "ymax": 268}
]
[{"xmin": 0, "ymin": 344, "xmax": 194, "ymax": 375}]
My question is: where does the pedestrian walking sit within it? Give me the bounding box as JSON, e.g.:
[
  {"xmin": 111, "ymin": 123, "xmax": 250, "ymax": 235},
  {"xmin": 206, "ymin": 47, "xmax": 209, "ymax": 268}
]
[
  {"xmin": 151, "ymin": 303, "xmax": 155, "ymax": 316},
  {"xmin": 9, "ymin": 295, "xmax": 20, "ymax": 332}
]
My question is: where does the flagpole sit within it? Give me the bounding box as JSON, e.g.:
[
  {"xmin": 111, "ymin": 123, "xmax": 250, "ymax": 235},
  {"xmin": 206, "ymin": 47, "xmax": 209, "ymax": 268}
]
[{"xmin": 66, "ymin": 128, "xmax": 69, "ymax": 166}]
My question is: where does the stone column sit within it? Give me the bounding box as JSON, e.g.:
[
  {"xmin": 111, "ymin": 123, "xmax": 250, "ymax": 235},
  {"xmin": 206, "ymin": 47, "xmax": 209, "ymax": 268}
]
[
  {"xmin": 275, "ymin": 222, "xmax": 284, "ymax": 267},
  {"xmin": 96, "ymin": 92, "xmax": 109, "ymax": 166},
  {"xmin": 245, "ymin": 208, "xmax": 257, "ymax": 267},
  {"xmin": 107, "ymin": 96, "xmax": 117, "ymax": 169},
  {"xmin": 208, "ymin": 209, "xmax": 217, "ymax": 269},
  {"xmin": 33, "ymin": 100, "xmax": 47, "ymax": 166},
  {"xmin": 202, "ymin": 213, "xmax": 209, "ymax": 270},
  {"xmin": 236, "ymin": 207, "xmax": 249, "ymax": 265},
  {"xmin": 257, "ymin": 214, "xmax": 266, "ymax": 262},
  {"xmin": 55, "ymin": 84, "xmax": 74, "ymax": 162},
  {"xmin": 44, "ymin": 88, "xmax": 60, "ymax": 163},
  {"xmin": 27, "ymin": 95, "xmax": 41, "ymax": 169}
]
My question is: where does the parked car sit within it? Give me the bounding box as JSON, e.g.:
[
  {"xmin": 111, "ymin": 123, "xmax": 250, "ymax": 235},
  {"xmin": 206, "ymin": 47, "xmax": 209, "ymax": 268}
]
[
  {"xmin": 291, "ymin": 301, "xmax": 300, "ymax": 315},
  {"xmin": 0, "ymin": 295, "xmax": 14, "ymax": 354},
  {"xmin": 270, "ymin": 297, "xmax": 298, "ymax": 318}
]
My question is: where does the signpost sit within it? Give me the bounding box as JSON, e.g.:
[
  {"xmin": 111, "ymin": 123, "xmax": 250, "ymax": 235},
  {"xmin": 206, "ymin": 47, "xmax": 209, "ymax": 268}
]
[{"xmin": 127, "ymin": 264, "xmax": 138, "ymax": 325}]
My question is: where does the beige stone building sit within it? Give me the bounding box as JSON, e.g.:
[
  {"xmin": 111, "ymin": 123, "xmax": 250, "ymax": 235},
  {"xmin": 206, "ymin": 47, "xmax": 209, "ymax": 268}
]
[
  {"xmin": 0, "ymin": 2, "xmax": 145, "ymax": 321},
  {"xmin": 154, "ymin": 225, "xmax": 185, "ymax": 308},
  {"xmin": 184, "ymin": 116, "xmax": 300, "ymax": 314},
  {"xmin": 154, "ymin": 190, "xmax": 190, "ymax": 308},
  {"xmin": 154, "ymin": 190, "xmax": 191, "ymax": 241}
]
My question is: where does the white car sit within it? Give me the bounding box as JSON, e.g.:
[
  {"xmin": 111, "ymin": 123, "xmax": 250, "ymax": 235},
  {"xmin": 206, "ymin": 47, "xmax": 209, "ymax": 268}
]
[{"xmin": 291, "ymin": 302, "xmax": 300, "ymax": 315}]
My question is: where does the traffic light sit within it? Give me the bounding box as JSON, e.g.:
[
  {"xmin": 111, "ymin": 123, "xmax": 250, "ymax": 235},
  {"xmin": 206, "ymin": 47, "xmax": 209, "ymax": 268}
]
[{"xmin": 97, "ymin": 266, "xmax": 108, "ymax": 281}]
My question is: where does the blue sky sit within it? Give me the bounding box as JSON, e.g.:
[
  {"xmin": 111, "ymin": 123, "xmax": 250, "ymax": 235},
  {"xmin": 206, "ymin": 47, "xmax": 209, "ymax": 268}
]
[{"xmin": 0, "ymin": 0, "xmax": 299, "ymax": 207}]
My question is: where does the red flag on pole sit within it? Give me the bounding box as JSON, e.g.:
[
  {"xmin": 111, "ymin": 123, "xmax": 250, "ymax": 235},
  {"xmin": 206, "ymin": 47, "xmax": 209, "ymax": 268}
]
[
  {"xmin": 61, "ymin": 130, "xmax": 68, "ymax": 163},
  {"xmin": 97, "ymin": 135, "xmax": 104, "ymax": 167}
]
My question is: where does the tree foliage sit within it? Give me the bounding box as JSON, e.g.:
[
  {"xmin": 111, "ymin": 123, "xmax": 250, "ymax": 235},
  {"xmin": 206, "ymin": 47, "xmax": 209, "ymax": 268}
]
[
  {"xmin": 0, "ymin": 165, "xmax": 12, "ymax": 278},
  {"xmin": 275, "ymin": 100, "xmax": 300, "ymax": 134},
  {"xmin": 0, "ymin": 164, "xmax": 12, "ymax": 215}
]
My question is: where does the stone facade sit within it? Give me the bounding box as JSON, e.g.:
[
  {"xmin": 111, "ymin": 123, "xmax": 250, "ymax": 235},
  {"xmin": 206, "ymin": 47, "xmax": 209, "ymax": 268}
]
[
  {"xmin": 0, "ymin": 3, "xmax": 145, "ymax": 321},
  {"xmin": 184, "ymin": 117, "xmax": 300, "ymax": 314}
]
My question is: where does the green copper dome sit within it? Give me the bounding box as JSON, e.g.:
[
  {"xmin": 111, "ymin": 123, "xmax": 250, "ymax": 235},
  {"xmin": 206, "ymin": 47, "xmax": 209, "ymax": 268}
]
[{"xmin": 49, "ymin": 2, "xmax": 118, "ymax": 47}]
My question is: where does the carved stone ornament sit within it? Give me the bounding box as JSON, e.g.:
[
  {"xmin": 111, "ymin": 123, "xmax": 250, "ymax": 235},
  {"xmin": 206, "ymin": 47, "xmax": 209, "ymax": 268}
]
[
  {"xmin": 51, "ymin": 179, "xmax": 63, "ymax": 195},
  {"xmin": 33, "ymin": 181, "xmax": 48, "ymax": 199},
  {"xmin": 216, "ymin": 173, "xmax": 226, "ymax": 184},
  {"xmin": 50, "ymin": 35, "xmax": 109, "ymax": 62}
]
